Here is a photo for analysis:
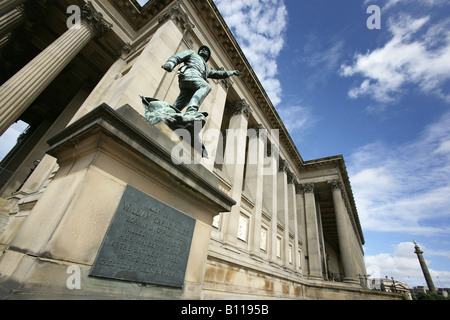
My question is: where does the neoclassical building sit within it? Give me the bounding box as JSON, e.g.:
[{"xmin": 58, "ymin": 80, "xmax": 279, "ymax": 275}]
[{"xmin": 0, "ymin": 0, "xmax": 398, "ymax": 299}]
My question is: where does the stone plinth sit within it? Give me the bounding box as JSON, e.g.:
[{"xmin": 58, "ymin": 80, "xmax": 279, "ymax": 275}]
[{"xmin": 0, "ymin": 104, "xmax": 235, "ymax": 299}]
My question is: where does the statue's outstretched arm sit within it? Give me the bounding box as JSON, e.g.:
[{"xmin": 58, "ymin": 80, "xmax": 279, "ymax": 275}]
[{"xmin": 161, "ymin": 50, "xmax": 195, "ymax": 72}]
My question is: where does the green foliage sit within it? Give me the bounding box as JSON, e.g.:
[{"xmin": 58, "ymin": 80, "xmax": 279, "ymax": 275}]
[{"xmin": 414, "ymin": 291, "xmax": 449, "ymax": 300}]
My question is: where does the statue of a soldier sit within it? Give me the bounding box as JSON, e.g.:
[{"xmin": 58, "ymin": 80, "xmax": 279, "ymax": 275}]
[{"xmin": 161, "ymin": 45, "xmax": 241, "ymax": 114}]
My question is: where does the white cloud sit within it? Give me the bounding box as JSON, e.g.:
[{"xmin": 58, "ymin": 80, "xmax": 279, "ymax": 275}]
[
  {"xmin": 365, "ymin": 242, "xmax": 450, "ymax": 288},
  {"xmin": 348, "ymin": 112, "xmax": 450, "ymax": 235},
  {"xmin": 340, "ymin": 14, "xmax": 450, "ymax": 104},
  {"xmin": 365, "ymin": 0, "xmax": 449, "ymax": 10},
  {"xmin": 276, "ymin": 104, "xmax": 317, "ymax": 137},
  {"xmin": 214, "ymin": 0, "xmax": 288, "ymax": 106}
]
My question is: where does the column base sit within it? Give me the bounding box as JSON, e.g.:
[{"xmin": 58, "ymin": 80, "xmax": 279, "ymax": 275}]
[{"xmin": 343, "ymin": 277, "xmax": 361, "ymax": 285}]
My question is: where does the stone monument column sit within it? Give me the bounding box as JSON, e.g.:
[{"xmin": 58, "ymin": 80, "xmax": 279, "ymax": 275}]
[
  {"xmin": 328, "ymin": 180, "xmax": 358, "ymax": 284},
  {"xmin": 0, "ymin": 1, "xmax": 112, "ymax": 135},
  {"xmin": 414, "ymin": 240, "xmax": 436, "ymax": 293},
  {"xmin": 303, "ymin": 183, "xmax": 323, "ymax": 280}
]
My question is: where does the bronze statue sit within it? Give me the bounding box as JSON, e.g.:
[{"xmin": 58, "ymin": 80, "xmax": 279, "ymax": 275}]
[
  {"xmin": 161, "ymin": 45, "xmax": 241, "ymax": 113},
  {"xmin": 141, "ymin": 45, "xmax": 240, "ymax": 158}
]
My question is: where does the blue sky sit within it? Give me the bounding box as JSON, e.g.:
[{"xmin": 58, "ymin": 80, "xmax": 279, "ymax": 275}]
[{"xmin": 214, "ymin": 0, "xmax": 450, "ymax": 288}]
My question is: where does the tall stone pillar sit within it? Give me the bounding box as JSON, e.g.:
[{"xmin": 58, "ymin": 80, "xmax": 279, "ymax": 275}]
[
  {"xmin": 414, "ymin": 240, "xmax": 436, "ymax": 293},
  {"xmin": 0, "ymin": 0, "xmax": 25, "ymax": 17},
  {"xmin": 247, "ymin": 124, "xmax": 266, "ymax": 256},
  {"xmin": 201, "ymin": 81, "xmax": 230, "ymax": 171},
  {"xmin": 303, "ymin": 183, "xmax": 322, "ymax": 280},
  {"xmin": 0, "ymin": 5, "xmax": 23, "ymax": 38},
  {"xmin": 0, "ymin": 1, "xmax": 112, "ymax": 135},
  {"xmin": 264, "ymin": 147, "xmax": 279, "ymax": 264},
  {"xmin": 287, "ymin": 172, "xmax": 299, "ymax": 270},
  {"xmin": 277, "ymin": 159, "xmax": 290, "ymax": 268},
  {"xmin": 221, "ymin": 100, "xmax": 251, "ymax": 245},
  {"xmin": 295, "ymin": 183, "xmax": 306, "ymax": 273},
  {"xmin": 328, "ymin": 180, "xmax": 358, "ymax": 284}
]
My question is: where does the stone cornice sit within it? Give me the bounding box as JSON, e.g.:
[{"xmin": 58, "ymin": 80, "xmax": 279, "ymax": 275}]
[{"xmin": 108, "ymin": 0, "xmax": 173, "ymax": 31}]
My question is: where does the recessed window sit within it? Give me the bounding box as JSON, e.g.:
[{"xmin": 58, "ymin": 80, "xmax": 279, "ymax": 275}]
[{"xmin": 237, "ymin": 214, "xmax": 249, "ymax": 242}]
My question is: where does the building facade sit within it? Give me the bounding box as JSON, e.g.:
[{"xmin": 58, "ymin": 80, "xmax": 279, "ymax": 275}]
[{"xmin": 0, "ymin": 0, "xmax": 398, "ymax": 299}]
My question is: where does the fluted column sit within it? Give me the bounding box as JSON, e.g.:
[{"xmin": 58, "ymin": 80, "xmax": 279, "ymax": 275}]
[
  {"xmin": 221, "ymin": 99, "xmax": 252, "ymax": 245},
  {"xmin": 0, "ymin": 5, "xmax": 23, "ymax": 38},
  {"xmin": 303, "ymin": 183, "xmax": 322, "ymax": 280},
  {"xmin": 0, "ymin": 0, "xmax": 25, "ymax": 17},
  {"xmin": 0, "ymin": 1, "xmax": 112, "ymax": 135},
  {"xmin": 328, "ymin": 180, "xmax": 358, "ymax": 284}
]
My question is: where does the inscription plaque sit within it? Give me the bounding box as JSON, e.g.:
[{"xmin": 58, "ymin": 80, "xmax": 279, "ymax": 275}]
[{"xmin": 90, "ymin": 185, "xmax": 196, "ymax": 288}]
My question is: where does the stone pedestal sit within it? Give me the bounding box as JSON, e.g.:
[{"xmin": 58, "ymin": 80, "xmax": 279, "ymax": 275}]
[{"xmin": 0, "ymin": 104, "xmax": 235, "ymax": 299}]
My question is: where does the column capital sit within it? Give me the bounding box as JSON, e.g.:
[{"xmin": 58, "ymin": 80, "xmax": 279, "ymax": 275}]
[
  {"xmin": 232, "ymin": 99, "xmax": 252, "ymax": 119},
  {"xmin": 278, "ymin": 158, "xmax": 288, "ymax": 173},
  {"xmin": 327, "ymin": 180, "xmax": 343, "ymax": 191},
  {"xmin": 302, "ymin": 183, "xmax": 315, "ymax": 194},
  {"xmin": 254, "ymin": 124, "xmax": 268, "ymax": 139},
  {"xmin": 267, "ymin": 145, "xmax": 279, "ymax": 159},
  {"xmin": 295, "ymin": 182, "xmax": 303, "ymax": 194},
  {"xmin": 81, "ymin": 1, "xmax": 112, "ymax": 37},
  {"xmin": 158, "ymin": 2, "xmax": 195, "ymax": 34},
  {"xmin": 219, "ymin": 77, "xmax": 234, "ymax": 91},
  {"xmin": 287, "ymin": 171, "xmax": 297, "ymax": 185}
]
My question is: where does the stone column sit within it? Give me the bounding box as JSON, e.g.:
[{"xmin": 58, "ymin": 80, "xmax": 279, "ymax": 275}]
[
  {"xmin": 0, "ymin": 2, "xmax": 112, "ymax": 135},
  {"xmin": 303, "ymin": 183, "xmax": 322, "ymax": 280},
  {"xmin": 247, "ymin": 124, "xmax": 266, "ymax": 256},
  {"xmin": 0, "ymin": 5, "xmax": 23, "ymax": 38},
  {"xmin": 287, "ymin": 172, "xmax": 299, "ymax": 270},
  {"xmin": 277, "ymin": 159, "xmax": 290, "ymax": 268},
  {"xmin": 328, "ymin": 180, "xmax": 358, "ymax": 284},
  {"xmin": 414, "ymin": 240, "xmax": 436, "ymax": 293},
  {"xmin": 264, "ymin": 147, "xmax": 279, "ymax": 264},
  {"xmin": 295, "ymin": 183, "xmax": 306, "ymax": 274},
  {"xmin": 200, "ymin": 81, "xmax": 230, "ymax": 171},
  {"xmin": 221, "ymin": 99, "xmax": 251, "ymax": 245},
  {"xmin": 0, "ymin": 0, "xmax": 25, "ymax": 17}
]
